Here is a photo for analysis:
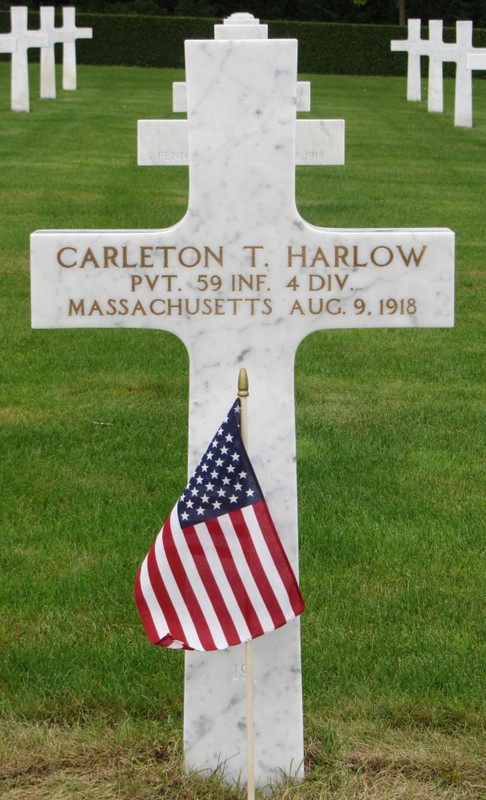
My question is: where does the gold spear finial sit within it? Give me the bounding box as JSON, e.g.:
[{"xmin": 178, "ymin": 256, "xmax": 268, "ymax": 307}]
[{"xmin": 238, "ymin": 368, "xmax": 249, "ymax": 397}]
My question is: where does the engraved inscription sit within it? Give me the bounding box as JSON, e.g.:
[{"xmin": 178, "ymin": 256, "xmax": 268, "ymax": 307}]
[{"xmin": 59, "ymin": 241, "xmax": 428, "ymax": 320}]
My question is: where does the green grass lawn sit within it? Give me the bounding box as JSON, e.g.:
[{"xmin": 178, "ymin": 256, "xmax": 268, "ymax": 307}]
[{"xmin": 0, "ymin": 64, "xmax": 485, "ymax": 798}]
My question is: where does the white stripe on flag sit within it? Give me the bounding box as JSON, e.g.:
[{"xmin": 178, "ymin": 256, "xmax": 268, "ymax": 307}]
[
  {"xmin": 139, "ymin": 555, "xmax": 171, "ymax": 642},
  {"xmin": 171, "ymin": 511, "xmax": 230, "ymax": 650},
  {"xmin": 153, "ymin": 515, "xmax": 204, "ymax": 651},
  {"xmin": 194, "ymin": 520, "xmax": 253, "ymax": 643},
  {"xmin": 218, "ymin": 512, "xmax": 276, "ymax": 633},
  {"xmin": 242, "ymin": 504, "xmax": 294, "ymax": 615}
]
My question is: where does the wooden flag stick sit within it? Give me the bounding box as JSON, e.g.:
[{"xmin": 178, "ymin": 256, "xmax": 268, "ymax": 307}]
[{"xmin": 238, "ymin": 368, "xmax": 255, "ymax": 800}]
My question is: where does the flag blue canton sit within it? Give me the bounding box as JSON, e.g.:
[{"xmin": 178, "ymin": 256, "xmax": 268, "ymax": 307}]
[{"xmin": 177, "ymin": 399, "xmax": 263, "ymax": 527}]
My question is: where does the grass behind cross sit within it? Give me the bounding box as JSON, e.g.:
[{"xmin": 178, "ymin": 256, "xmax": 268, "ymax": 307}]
[{"xmin": 0, "ymin": 64, "xmax": 484, "ymax": 799}]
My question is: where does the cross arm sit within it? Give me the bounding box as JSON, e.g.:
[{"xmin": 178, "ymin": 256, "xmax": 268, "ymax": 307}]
[
  {"xmin": 137, "ymin": 118, "xmax": 345, "ymax": 167},
  {"xmin": 467, "ymin": 51, "xmax": 486, "ymax": 70},
  {"xmin": 0, "ymin": 35, "xmax": 17, "ymax": 54}
]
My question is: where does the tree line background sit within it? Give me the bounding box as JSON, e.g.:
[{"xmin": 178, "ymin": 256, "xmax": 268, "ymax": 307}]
[{"xmin": 1, "ymin": 0, "xmax": 485, "ymax": 27}]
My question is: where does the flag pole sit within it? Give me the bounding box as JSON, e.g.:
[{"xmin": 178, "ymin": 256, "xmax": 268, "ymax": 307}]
[{"xmin": 238, "ymin": 368, "xmax": 255, "ymax": 800}]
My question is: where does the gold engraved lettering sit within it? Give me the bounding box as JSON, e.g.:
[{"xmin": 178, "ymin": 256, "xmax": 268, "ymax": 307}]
[
  {"xmin": 131, "ymin": 274, "xmax": 177, "ymax": 292},
  {"xmin": 334, "ymin": 246, "xmax": 350, "ymax": 268},
  {"xmin": 145, "ymin": 275, "xmax": 159, "ymax": 291},
  {"xmin": 103, "ymin": 247, "xmax": 119, "ymax": 269},
  {"xmin": 176, "ymin": 246, "xmax": 224, "ymax": 269},
  {"xmin": 290, "ymin": 299, "xmax": 305, "ymax": 315},
  {"xmin": 179, "ymin": 246, "xmax": 201, "ymax": 268},
  {"xmin": 87, "ymin": 299, "xmax": 103, "ymax": 315},
  {"xmin": 371, "ymin": 246, "xmax": 394, "ymax": 267},
  {"xmin": 288, "ymin": 245, "xmax": 306, "ymax": 268},
  {"xmin": 140, "ymin": 246, "xmax": 155, "ymax": 268},
  {"xmin": 58, "ymin": 247, "xmax": 77, "ymax": 268},
  {"xmin": 167, "ymin": 298, "xmax": 183, "ymax": 314},
  {"xmin": 326, "ymin": 298, "xmax": 343, "ymax": 315},
  {"xmin": 396, "ymin": 245, "xmax": 427, "ymax": 267},
  {"xmin": 59, "ymin": 244, "xmax": 223, "ymax": 271},
  {"xmin": 205, "ymin": 246, "xmax": 224, "ymax": 268},
  {"xmin": 243, "ymin": 245, "xmax": 264, "ymax": 268},
  {"xmin": 155, "ymin": 246, "xmax": 176, "ymax": 268},
  {"xmin": 229, "ymin": 298, "xmax": 243, "ymax": 314},
  {"xmin": 310, "ymin": 247, "xmax": 331, "ymax": 268},
  {"xmin": 149, "ymin": 299, "xmax": 165, "ymax": 315},
  {"xmin": 230, "ymin": 273, "xmax": 267, "ymax": 291},
  {"xmin": 308, "ymin": 274, "xmax": 350, "ymax": 291},
  {"xmin": 67, "ymin": 295, "xmax": 273, "ymax": 318},
  {"xmin": 352, "ymin": 245, "xmax": 368, "ymax": 267},
  {"xmin": 122, "ymin": 246, "xmax": 137, "ymax": 269},
  {"xmin": 132, "ymin": 300, "xmax": 147, "ymax": 315},
  {"xmin": 80, "ymin": 248, "xmax": 100, "ymax": 269},
  {"xmin": 289, "ymin": 298, "xmax": 343, "ymax": 315},
  {"xmin": 68, "ymin": 298, "xmax": 85, "ymax": 315}
]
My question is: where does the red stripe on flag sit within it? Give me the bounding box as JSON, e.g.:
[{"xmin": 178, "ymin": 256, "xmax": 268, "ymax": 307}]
[
  {"xmin": 134, "ymin": 564, "xmax": 161, "ymax": 645},
  {"xmin": 205, "ymin": 516, "xmax": 265, "ymax": 640},
  {"xmin": 252, "ymin": 501, "xmax": 305, "ymax": 616},
  {"xmin": 184, "ymin": 525, "xmax": 241, "ymax": 646},
  {"xmin": 164, "ymin": 517, "xmax": 217, "ymax": 650},
  {"xmin": 145, "ymin": 540, "xmax": 186, "ymax": 646},
  {"xmin": 228, "ymin": 507, "xmax": 287, "ymax": 630}
]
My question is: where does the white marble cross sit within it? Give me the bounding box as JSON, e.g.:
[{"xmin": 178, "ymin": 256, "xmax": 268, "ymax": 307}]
[
  {"xmin": 390, "ymin": 19, "xmax": 424, "ymax": 102},
  {"xmin": 31, "ymin": 17, "xmax": 454, "ymax": 790},
  {"xmin": 138, "ymin": 15, "xmax": 345, "ymax": 168},
  {"xmin": 425, "ymin": 20, "xmax": 445, "ymax": 112},
  {"xmin": 61, "ymin": 7, "xmax": 93, "ymax": 91},
  {"xmin": 391, "ymin": 19, "xmax": 446, "ymax": 111},
  {"xmin": 9, "ymin": 6, "xmax": 49, "ymax": 112},
  {"xmin": 39, "ymin": 6, "xmax": 76, "ymax": 100},
  {"xmin": 435, "ymin": 21, "xmax": 481, "ymax": 127},
  {"xmin": 466, "ymin": 49, "xmax": 486, "ymax": 124}
]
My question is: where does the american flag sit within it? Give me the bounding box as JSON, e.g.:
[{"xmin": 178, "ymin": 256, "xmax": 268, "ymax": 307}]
[{"xmin": 135, "ymin": 399, "xmax": 304, "ymax": 651}]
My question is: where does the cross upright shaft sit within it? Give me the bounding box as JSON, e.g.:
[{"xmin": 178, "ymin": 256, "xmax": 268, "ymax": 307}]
[{"xmin": 184, "ymin": 38, "xmax": 298, "ymax": 228}]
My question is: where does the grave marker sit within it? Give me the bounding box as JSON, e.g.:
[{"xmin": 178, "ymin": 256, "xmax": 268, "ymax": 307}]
[
  {"xmin": 390, "ymin": 18, "xmax": 423, "ymax": 101},
  {"xmin": 391, "ymin": 18, "xmax": 446, "ymax": 111},
  {"xmin": 435, "ymin": 21, "xmax": 480, "ymax": 127},
  {"xmin": 39, "ymin": 6, "xmax": 76, "ymax": 100},
  {"xmin": 9, "ymin": 6, "xmax": 49, "ymax": 112},
  {"xmin": 31, "ymin": 16, "xmax": 455, "ymax": 789},
  {"xmin": 61, "ymin": 7, "xmax": 93, "ymax": 91},
  {"xmin": 426, "ymin": 20, "xmax": 445, "ymax": 112},
  {"xmin": 466, "ymin": 49, "xmax": 486, "ymax": 122}
]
